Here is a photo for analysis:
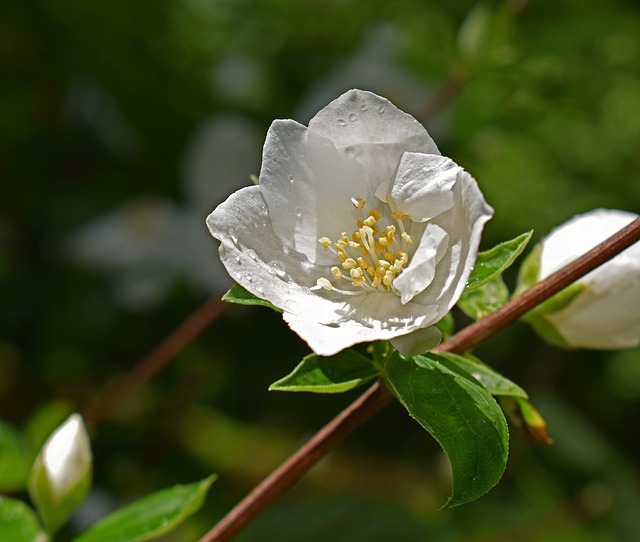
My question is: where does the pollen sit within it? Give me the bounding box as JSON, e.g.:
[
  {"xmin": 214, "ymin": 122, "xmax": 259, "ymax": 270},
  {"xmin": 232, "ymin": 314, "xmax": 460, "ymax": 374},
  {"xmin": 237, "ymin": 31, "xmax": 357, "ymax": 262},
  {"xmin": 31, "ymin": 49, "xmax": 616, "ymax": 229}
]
[{"xmin": 316, "ymin": 198, "xmax": 414, "ymax": 295}]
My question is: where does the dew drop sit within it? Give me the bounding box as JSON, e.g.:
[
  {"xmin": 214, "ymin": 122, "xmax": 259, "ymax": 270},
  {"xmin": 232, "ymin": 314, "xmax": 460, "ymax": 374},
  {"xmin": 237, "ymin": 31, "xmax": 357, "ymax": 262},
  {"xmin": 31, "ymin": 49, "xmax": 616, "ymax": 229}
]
[
  {"xmin": 348, "ymin": 112, "xmax": 357, "ymax": 122},
  {"xmin": 285, "ymin": 299, "xmax": 298, "ymax": 312},
  {"xmin": 336, "ymin": 118, "xmax": 347, "ymax": 127},
  {"xmin": 234, "ymin": 253, "xmax": 241, "ymax": 263},
  {"xmin": 378, "ymin": 105, "xmax": 385, "ymax": 114},
  {"xmin": 288, "ymin": 174, "xmax": 294, "ymax": 183},
  {"xmin": 360, "ymin": 103, "xmax": 368, "ymax": 111},
  {"xmin": 246, "ymin": 249, "xmax": 257, "ymax": 261},
  {"xmin": 255, "ymin": 285, "xmax": 264, "ymax": 295},
  {"xmin": 345, "ymin": 147, "xmax": 357, "ymax": 158},
  {"xmin": 295, "ymin": 207, "xmax": 302, "ymax": 218},
  {"xmin": 271, "ymin": 261, "xmax": 287, "ymax": 278},
  {"xmin": 283, "ymin": 246, "xmax": 290, "ymax": 255},
  {"xmin": 245, "ymin": 273, "xmax": 253, "ymax": 283},
  {"xmin": 230, "ymin": 233, "xmax": 239, "ymax": 246}
]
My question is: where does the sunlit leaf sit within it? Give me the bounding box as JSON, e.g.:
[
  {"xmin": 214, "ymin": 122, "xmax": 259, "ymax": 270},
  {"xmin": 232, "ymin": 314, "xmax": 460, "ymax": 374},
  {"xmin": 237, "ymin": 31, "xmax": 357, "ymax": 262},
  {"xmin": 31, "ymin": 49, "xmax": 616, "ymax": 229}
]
[
  {"xmin": 269, "ymin": 351, "xmax": 379, "ymax": 393},
  {"xmin": 73, "ymin": 475, "xmax": 216, "ymax": 542},
  {"xmin": 431, "ymin": 352, "xmax": 528, "ymax": 398},
  {"xmin": 384, "ymin": 352, "xmax": 508, "ymax": 507},
  {"xmin": 466, "ymin": 231, "xmax": 533, "ymax": 291},
  {"xmin": 458, "ymin": 276, "xmax": 510, "ymax": 320},
  {"xmin": 222, "ymin": 283, "xmax": 281, "ymax": 312}
]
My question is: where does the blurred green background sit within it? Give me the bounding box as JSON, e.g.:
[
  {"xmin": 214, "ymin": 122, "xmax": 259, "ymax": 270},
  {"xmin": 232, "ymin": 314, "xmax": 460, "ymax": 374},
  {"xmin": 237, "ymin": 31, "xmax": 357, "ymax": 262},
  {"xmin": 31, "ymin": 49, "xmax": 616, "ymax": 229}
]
[{"xmin": 2, "ymin": 0, "xmax": 640, "ymax": 540}]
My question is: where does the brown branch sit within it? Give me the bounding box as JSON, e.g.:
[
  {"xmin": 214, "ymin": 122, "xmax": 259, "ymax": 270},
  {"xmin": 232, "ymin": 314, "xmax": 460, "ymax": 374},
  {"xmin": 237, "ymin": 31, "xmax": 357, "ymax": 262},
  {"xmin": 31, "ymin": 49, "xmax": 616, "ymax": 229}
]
[
  {"xmin": 199, "ymin": 217, "xmax": 640, "ymax": 542},
  {"xmin": 83, "ymin": 295, "xmax": 226, "ymax": 425}
]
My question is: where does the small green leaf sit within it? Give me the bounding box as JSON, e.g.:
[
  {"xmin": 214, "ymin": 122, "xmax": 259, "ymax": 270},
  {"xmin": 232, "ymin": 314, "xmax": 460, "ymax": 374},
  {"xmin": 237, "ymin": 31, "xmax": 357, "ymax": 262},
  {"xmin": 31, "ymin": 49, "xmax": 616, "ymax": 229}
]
[
  {"xmin": 269, "ymin": 351, "xmax": 380, "ymax": 393},
  {"xmin": 458, "ymin": 276, "xmax": 510, "ymax": 320},
  {"xmin": 466, "ymin": 231, "xmax": 533, "ymax": 291},
  {"xmin": 431, "ymin": 352, "xmax": 528, "ymax": 399},
  {"xmin": 222, "ymin": 283, "xmax": 281, "ymax": 312},
  {"xmin": 384, "ymin": 352, "xmax": 509, "ymax": 507},
  {"xmin": 500, "ymin": 397, "xmax": 553, "ymax": 445},
  {"xmin": 73, "ymin": 475, "xmax": 216, "ymax": 542},
  {"xmin": 0, "ymin": 497, "xmax": 45, "ymax": 542},
  {"xmin": 0, "ymin": 420, "xmax": 31, "ymax": 492}
]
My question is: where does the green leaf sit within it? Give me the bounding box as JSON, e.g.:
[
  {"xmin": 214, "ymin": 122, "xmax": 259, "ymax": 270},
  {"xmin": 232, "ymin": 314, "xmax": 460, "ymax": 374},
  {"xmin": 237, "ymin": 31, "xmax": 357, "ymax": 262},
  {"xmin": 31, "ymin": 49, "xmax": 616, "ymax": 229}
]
[
  {"xmin": 514, "ymin": 242, "xmax": 542, "ymax": 295},
  {"xmin": 73, "ymin": 475, "xmax": 216, "ymax": 542},
  {"xmin": 466, "ymin": 231, "xmax": 533, "ymax": 291},
  {"xmin": 500, "ymin": 397, "xmax": 553, "ymax": 445},
  {"xmin": 458, "ymin": 276, "xmax": 510, "ymax": 320},
  {"xmin": 0, "ymin": 420, "xmax": 31, "ymax": 492},
  {"xmin": 269, "ymin": 351, "xmax": 380, "ymax": 393},
  {"xmin": 435, "ymin": 312, "xmax": 455, "ymax": 339},
  {"xmin": 431, "ymin": 352, "xmax": 528, "ymax": 399},
  {"xmin": 222, "ymin": 283, "xmax": 281, "ymax": 312},
  {"xmin": 0, "ymin": 497, "xmax": 45, "ymax": 542},
  {"xmin": 384, "ymin": 352, "xmax": 509, "ymax": 507}
]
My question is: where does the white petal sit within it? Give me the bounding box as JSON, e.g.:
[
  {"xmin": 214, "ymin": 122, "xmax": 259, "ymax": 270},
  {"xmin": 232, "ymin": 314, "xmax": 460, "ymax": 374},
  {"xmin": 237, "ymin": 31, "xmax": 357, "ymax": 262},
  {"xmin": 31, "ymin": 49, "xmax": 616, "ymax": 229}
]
[
  {"xmin": 381, "ymin": 152, "xmax": 458, "ymax": 220},
  {"xmin": 390, "ymin": 326, "xmax": 443, "ymax": 357},
  {"xmin": 394, "ymin": 223, "xmax": 449, "ymax": 304},
  {"xmin": 259, "ymin": 119, "xmax": 369, "ymax": 265},
  {"xmin": 410, "ymin": 170, "xmax": 493, "ymax": 319},
  {"xmin": 309, "ymin": 89, "xmax": 440, "ymax": 195}
]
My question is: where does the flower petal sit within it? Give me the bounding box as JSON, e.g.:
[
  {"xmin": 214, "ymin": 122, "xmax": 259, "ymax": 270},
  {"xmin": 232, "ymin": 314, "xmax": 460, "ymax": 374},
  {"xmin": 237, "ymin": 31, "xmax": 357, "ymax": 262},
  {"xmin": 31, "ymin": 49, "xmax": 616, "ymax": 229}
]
[
  {"xmin": 309, "ymin": 89, "xmax": 440, "ymax": 195},
  {"xmin": 381, "ymin": 152, "xmax": 458, "ymax": 221},
  {"xmin": 259, "ymin": 119, "xmax": 369, "ymax": 265},
  {"xmin": 390, "ymin": 326, "xmax": 443, "ymax": 357},
  {"xmin": 394, "ymin": 223, "xmax": 449, "ymax": 304}
]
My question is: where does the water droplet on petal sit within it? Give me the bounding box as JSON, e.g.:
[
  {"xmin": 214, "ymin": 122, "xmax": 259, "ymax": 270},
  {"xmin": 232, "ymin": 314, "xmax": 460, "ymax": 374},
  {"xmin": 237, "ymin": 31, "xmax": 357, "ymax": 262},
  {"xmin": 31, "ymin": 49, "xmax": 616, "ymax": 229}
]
[
  {"xmin": 378, "ymin": 105, "xmax": 385, "ymax": 114},
  {"xmin": 285, "ymin": 299, "xmax": 298, "ymax": 312},
  {"xmin": 348, "ymin": 112, "xmax": 357, "ymax": 122},
  {"xmin": 271, "ymin": 261, "xmax": 287, "ymax": 278},
  {"xmin": 234, "ymin": 253, "xmax": 241, "ymax": 263},
  {"xmin": 336, "ymin": 118, "xmax": 347, "ymax": 127},
  {"xmin": 282, "ymin": 246, "xmax": 290, "ymax": 255},
  {"xmin": 230, "ymin": 233, "xmax": 239, "ymax": 246},
  {"xmin": 295, "ymin": 207, "xmax": 302, "ymax": 218},
  {"xmin": 345, "ymin": 147, "xmax": 357, "ymax": 158},
  {"xmin": 245, "ymin": 273, "xmax": 253, "ymax": 282},
  {"xmin": 360, "ymin": 103, "xmax": 368, "ymax": 111},
  {"xmin": 247, "ymin": 249, "xmax": 257, "ymax": 261},
  {"xmin": 288, "ymin": 175, "xmax": 294, "ymax": 183}
]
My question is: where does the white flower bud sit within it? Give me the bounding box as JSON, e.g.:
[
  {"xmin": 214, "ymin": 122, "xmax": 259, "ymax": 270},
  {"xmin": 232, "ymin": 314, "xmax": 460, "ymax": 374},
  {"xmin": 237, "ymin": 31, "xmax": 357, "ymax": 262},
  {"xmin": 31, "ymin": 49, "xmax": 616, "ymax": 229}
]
[
  {"xmin": 29, "ymin": 414, "xmax": 92, "ymax": 534},
  {"xmin": 526, "ymin": 209, "xmax": 640, "ymax": 349}
]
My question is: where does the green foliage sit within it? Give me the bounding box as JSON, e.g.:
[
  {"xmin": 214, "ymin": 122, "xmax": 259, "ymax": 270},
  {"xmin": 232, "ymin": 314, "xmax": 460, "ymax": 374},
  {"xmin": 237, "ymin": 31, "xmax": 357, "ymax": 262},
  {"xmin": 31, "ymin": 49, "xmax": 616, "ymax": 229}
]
[
  {"xmin": 0, "ymin": 421, "xmax": 31, "ymax": 493},
  {"xmin": 222, "ymin": 284, "xmax": 282, "ymax": 312},
  {"xmin": 432, "ymin": 352, "xmax": 528, "ymax": 399},
  {"xmin": 0, "ymin": 497, "xmax": 45, "ymax": 542},
  {"xmin": 73, "ymin": 475, "xmax": 216, "ymax": 542},
  {"xmin": 458, "ymin": 276, "xmax": 510, "ymax": 321},
  {"xmin": 384, "ymin": 352, "xmax": 508, "ymax": 507},
  {"xmin": 270, "ymin": 351, "xmax": 380, "ymax": 393},
  {"xmin": 465, "ymin": 231, "xmax": 533, "ymax": 291}
]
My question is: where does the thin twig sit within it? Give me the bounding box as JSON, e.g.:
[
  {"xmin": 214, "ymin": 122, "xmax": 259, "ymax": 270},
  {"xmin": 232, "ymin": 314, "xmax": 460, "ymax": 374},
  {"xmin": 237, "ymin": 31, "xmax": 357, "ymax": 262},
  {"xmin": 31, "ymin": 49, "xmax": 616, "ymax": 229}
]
[
  {"xmin": 199, "ymin": 217, "xmax": 640, "ymax": 542},
  {"xmin": 83, "ymin": 295, "xmax": 226, "ymax": 425}
]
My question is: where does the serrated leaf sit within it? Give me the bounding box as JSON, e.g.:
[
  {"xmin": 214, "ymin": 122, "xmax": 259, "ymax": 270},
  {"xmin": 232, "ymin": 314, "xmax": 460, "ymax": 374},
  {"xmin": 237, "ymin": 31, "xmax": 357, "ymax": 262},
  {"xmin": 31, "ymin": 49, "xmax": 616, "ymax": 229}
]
[
  {"xmin": 0, "ymin": 497, "xmax": 44, "ymax": 542},
  {"xmin": 0, "ymin": 420, "xmax": 31, "ymax": 492},
  {"xmin": 458, "ymin": 276, "xmax": 510, "ymax": 320},
  {"xmin": 269, "ymin": 351, "xmax": 379, "ymax": 393},
  {"xmin": 384, "ymin": 352, "xmax": 508, "ymax": 507},
  {"xmin": 222, "ymin": 283, "xmax": 281, "ymax": 312},
  {"xmin": 466, "ymin": 231, "xmax": 533, "ymax": 291},
  {"xmin": 431, "ymin": 352, "xmax": 528, "ymax": 399},
  {"xmin": 73, "ymin": 475, "xmax": 216, "ymax": 542}
]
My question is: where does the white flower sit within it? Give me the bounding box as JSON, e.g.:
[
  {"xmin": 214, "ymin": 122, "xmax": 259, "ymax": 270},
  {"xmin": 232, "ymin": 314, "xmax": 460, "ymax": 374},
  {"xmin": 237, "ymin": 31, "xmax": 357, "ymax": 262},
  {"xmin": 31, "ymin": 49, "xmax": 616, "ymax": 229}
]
[
  {"xmin": 207, "ymin": 89, "xmax": 493, "ymax": 356},
  {"xmin": 40, "ymin": 414, "xmax": 92, "ymax": 501},
  {"xmin": 535, "ymin": 209, "xmax": 640, "ymax": 350}
]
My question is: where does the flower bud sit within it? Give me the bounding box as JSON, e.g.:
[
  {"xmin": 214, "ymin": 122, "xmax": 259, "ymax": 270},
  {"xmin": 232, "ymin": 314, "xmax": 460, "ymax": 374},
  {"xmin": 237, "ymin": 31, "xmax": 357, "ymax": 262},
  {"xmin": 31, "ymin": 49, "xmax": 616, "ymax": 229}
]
[
  {"xmin": 520, "ymin": 209, "xmax": 640, "ymax": 349},
  {"xmin": 28, "ymin": 414, "xmax": 92, "ymax": 534}
]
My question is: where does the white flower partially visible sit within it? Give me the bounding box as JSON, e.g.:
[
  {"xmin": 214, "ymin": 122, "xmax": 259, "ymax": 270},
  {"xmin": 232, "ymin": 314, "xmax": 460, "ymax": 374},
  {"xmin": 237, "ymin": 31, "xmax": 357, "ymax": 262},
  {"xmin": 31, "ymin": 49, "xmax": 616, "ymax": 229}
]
[
  {"xmin": 536, "ymin": 209, "xmax": 640, "ymax": 350},
  {"xmin": 207, "ymin": 89, "xmax": 493, "ymax": 356}
]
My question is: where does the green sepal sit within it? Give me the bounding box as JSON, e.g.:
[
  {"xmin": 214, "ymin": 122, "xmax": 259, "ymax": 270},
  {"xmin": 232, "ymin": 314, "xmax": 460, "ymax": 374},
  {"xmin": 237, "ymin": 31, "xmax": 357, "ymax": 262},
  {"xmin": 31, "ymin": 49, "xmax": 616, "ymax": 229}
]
[
  {"xmin": 466, "ymin": 230, "xmax": 533, "ymax": 291},
  {"xmin": 269, "ymin": 350, "xmax": 380, "ymax": 393},
  {"xmin": 432, "ymin": 352, "xmax": 528, "ymax": 399},
  {"xmin": 222, "ymin": 283, "xmax": 281, "ymax": 312},
  {"xmin": 0, "ymin": 497, "xmax": 46, "ymax": 542},
  {"xmin": 458, "ymin": 276, "xmax": 510, "ymax": 320},
  {"xmin": 384, "ymin": 352, "xmax": 509, "ymax": 507},
  {"xmin": 73, "ymin": 475, "xmax": 216, "ymax": 542}
]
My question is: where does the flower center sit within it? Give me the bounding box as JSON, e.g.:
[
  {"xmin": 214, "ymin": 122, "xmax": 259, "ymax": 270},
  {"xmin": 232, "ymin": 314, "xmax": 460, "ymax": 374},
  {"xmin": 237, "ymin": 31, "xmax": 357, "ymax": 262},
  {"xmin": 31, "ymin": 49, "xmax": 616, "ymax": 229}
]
[{"xmin": 314, "ymin": 198, "xmax": 413, "ymax": 296}]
